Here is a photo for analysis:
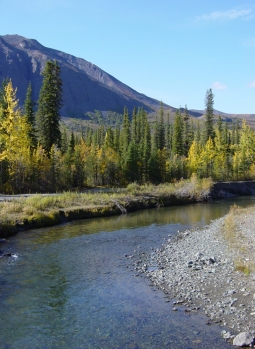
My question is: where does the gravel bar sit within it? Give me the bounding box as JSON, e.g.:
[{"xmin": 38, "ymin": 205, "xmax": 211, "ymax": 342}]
[{"xmin": 133, "ymin": 211, "xmax": 255, "ymax": 344}]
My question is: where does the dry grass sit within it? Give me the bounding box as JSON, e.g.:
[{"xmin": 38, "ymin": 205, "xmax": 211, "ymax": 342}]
[
  {"xmin": 0, "ymin": 176, "xmax": 214, "ymax": 233},
  {"xmin": 234, "ymin": 259, "xmax": 252, "ymax": 276},
  {"xmin": 126, "ymin": 174, "xmax": 213, "ymax": 200},
  {"xmin": 222, "ymin": 204, "xmax": 255, "ymax": 276}
]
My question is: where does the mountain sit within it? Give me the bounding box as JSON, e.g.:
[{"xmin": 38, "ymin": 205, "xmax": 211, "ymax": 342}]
[
  {"xmin": 1, "ymin": 35, "xmax": 253, "ymax": 123},
  {"xmin": 0, "ymin": 34, "xmax": 174, "ymax": 118}
]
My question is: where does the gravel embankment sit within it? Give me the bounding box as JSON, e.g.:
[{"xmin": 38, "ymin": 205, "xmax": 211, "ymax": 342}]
[{"xmin": 133, "ymin": 210, "xmax": 255, "ymax": 342}]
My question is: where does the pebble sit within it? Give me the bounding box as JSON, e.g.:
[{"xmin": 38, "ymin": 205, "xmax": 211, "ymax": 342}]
[{"xmin": 132, "ymin": 212, "xmax": 255, "ymax": 344}]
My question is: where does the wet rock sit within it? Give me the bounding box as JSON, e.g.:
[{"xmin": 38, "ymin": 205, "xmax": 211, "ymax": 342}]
[
  {"xmin": 233, "ymin": 332, "xmax": 254, "ymax": 347},
  {"xmin": 0, "ymin": 252, "xmax": 14, "ymax": 258}
]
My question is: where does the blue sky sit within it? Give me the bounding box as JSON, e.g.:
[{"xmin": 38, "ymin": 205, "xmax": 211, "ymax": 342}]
[{"xmin": 1, "ymin": 0, "xmax": 255, "ymax": 114}]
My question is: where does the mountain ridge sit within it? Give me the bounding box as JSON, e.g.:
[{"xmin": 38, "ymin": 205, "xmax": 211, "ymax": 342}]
[
  {"xmin": 0, "ymin": 34, "xmax": 254, "ymax": 122},
  {"xmin": 0, "ymin": 34, "xmax": 169, "ymax": 117}
]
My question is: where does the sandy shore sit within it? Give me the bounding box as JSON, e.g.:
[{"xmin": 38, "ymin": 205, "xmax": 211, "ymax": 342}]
[{"xmin": 133, "ymin": 206, "xmax": 255, "ymax": 343}]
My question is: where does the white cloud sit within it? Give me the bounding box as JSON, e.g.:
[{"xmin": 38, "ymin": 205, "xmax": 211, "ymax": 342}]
[
  {"xmin": 249, "ymin": 81, "xmax": 255, "ymax": 88},
  {"xmin": 212, "ymin": 82, "xmax": 227, "ymax": 90},
  {"xmin": 197, "ymin": 9, "xmax": 252, "ymax": 21}
]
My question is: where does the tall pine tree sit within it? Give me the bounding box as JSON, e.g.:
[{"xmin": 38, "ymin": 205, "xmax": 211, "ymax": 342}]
[
  {"xmin": 24, "ymin": 82, "xmax": 37, "ymax": 149},
  {"xmin": 204, "ymin": 88, "xmax": 215, "ymax": 142},
  {"xmin": 36, "ymin": 61, "xmax": 63, "ymax": 156}
]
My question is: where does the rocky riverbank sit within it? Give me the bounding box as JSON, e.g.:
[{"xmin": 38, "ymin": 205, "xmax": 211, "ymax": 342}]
[{"xmin": 133, "ymin": 206, "xmax": 255, "ymax": 346}]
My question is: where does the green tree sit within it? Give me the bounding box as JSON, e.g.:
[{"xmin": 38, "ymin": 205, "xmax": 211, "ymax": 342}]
[
  {"xmin": 120, "ymin": 107, "xmax": 130, "ymax": 165},
  {"xmin": 183, "ymin": 105, "xmax": 191, "ymax": 156},
  {"xmin": 172, "ymin": 109, "xmax": 183, "ymax": 156},
  {"xmin": 157, "ymin": 102, "xmax": 165, "ymax": 150},
  {"xmin": 24, "ymin": 82, "xmax": 37, "ymax": 149},
  {"xmin": 36, "ymin": 61, "xmax": 63, "ymax": 156},
  {"xmin": 204, "ymin": 88, "xmax": 215, "ymax": 141}
]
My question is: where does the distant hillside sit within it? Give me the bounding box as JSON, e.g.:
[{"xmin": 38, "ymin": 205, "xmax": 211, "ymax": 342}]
[
  {"xmin": 0, "ymin": 34, "xmax": 170, "ymax": 117},
  {"xmin": 0, "ymin": 34, "xmax": 253, "ymax": 123},
  {"xmin": 190, "ymin": 109, "xmax": 255, "ymax": 127}
]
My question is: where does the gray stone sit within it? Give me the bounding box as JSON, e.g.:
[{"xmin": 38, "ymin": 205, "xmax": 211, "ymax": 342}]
[
  {"xmin": 221, "ymin": 330, "xmax": 233, "ymax": 340},
  {"xmin": 233, "ymin": 332, "xmax": 254, "ymax": 347},
  {"xmin": 195, "ymin": 252, "xmax": 203, "ymax": 260}
]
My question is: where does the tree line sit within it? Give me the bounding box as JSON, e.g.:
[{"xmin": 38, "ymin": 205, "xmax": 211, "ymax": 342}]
[{"xmin": 0, "ymin": 61, "xmax": 254, "ymax": 194}]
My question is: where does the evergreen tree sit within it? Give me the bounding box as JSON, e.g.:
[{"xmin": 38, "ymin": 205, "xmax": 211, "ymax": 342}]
[
  {"xmin": 0, "ymin": 78, "xmax": 9, "ymax": 119},
  {"xmin": 104, "ymin": 127, "xmax": 114, "ymax": 149},
  {"xmin": 113, "ymin": 125, "xmax": 120, "ymax": 153},
  {"xmin": 216, "ymin": 115, "xmax": 223, "ymax": 135},
  {"xmin": 195, "ymin": 120, "xmax": 201, "ymax": 143},
  {"xmin": 61, "ymin": 127, "xmax": 68, "ymax": 154},
  {"xmin": 172, "ymin": 109, "xmax": 183, "ymax": 156},
  {"xmin": 131, "ymin": 107, "xmax": 138, "ymax": 144},
  {"xmin": 124, "ymin": 141, "xmax": 139, "ymax": 182},
  {"xmin": 120, "ymin": 107, "xmax": 130, "ymax": 160},
  {"xmin": 165, "ymin": 113, "xmax": 171, "ymax": 155},
  {"xmin": 36, "ymin": 61, "xmax": 63, "ymax": 156},
  {"xmin": 142, "ymin": 122, "xmax": 151, "ymax": 181},
  {"xmin": 204, "ymin": 88, "xmax": 215, "ymax": 141},
  {"xmin": 24, "ymin": 82, "xmax": 37, "ymax": 148},
  {"xmin": 158, "ymin": 102, "xmax": 165, "ymax": 150},
  {"xmin": 152, "ymin": 116, "xmax": 159, "ymax": 151},
  {"xmin": 69, "ymin": 130, "xmax": 75, "ymax": 153},
  {"xmin": 183, "ymin": 105, "xmax": 191, "ymax": 156}
]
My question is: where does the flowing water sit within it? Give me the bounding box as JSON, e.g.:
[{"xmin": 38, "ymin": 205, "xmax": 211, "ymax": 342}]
[{"xmin": 1, "ymin": 197, "xmax": 255, "ymax": 349}]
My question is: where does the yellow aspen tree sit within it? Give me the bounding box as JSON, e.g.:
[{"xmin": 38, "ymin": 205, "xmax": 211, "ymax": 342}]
[
  {"xmin": 187, "ymin": 140, "xmax": 201, "ymax": 176},
  {"xmin": 0, "ymin": 81, "xmax": 32, "ymax": 192},
  {"xmin": 199, "ymin": 137, "xmax": 215, "ymax": 178},
  {"xmin": 236, "ymin": 120, "xmax": 255, "ymax": 179}
]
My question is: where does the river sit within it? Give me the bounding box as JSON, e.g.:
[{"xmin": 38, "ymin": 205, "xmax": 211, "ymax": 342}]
[{"xmin": 1, "ymin": 196, "xmax": 255, "ymax": 349}]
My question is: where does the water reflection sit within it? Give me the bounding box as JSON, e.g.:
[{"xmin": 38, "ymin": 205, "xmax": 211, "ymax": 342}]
[
  {"xmin": 0, "ymin": 197, "xmax": 254, "ymax": 348},
  {"xmin": 27, "ymin": 195, "xmax": 255, "ymax": 245}
]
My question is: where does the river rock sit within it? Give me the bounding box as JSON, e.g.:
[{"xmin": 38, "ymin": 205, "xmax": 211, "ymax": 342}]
[{"xmin": 233, "ymin": 332, "xmax": 254, "ymax": 347}]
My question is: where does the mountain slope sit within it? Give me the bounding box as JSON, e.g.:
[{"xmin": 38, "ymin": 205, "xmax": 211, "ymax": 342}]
[{"xmin": 0, "ymin": 34, "xmax": 169, "ymax": 117}]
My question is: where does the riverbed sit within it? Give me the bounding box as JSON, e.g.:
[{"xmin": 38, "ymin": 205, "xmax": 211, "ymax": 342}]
[{"xmin": 1, "ymin": 197, "xmax": 255, "ymax": 348}]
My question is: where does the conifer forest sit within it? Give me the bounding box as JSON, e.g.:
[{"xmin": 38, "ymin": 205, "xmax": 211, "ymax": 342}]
[{"xmin": 0, "ymin": 62, "xmax": 254, "ymax": 194}]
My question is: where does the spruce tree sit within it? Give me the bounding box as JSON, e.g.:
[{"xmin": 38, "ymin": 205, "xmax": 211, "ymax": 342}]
[
  {"xmin": 24, "ymin": 82, "xmax": 37, "ymax": 149},
  {"xmin": 172, "ymin": 109, "xmax": 184, "ymax": 156},
  {"xmin": 36, "ymin": 61, "xmax": 63, "ymax": 156},
  {"xmin": 69, "ymin": 130, "xmax": 75, "ymax": 153},
  {"xmin": 120, "ymin": 107, "xmax": 130, "ymax": 159},
  {"xmin": 165, "ymin": 113, "xmax": 171, "ymax": 155},
  {"xmin": 204, "ymin": 88, "xmax": 215, "ymax": 141},
  {"xmin": 0, "ymin": 78, "xmax": 9, "ymax": 119},
  {"xmin": 183, "ymin": 105, "xmax": 190, "ymax": 156},
  {"xmin": 131, "ymin": 107, "xmax": 138, "ymax": 144},
  {"xmin": 158, "ymin": 102, "xmax": 165, "ymax": 150}
]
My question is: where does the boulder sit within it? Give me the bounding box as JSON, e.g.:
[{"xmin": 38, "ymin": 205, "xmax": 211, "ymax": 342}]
[{"xmin": 233, "ymin": 332, "xmax": 254, "ymax": 347}]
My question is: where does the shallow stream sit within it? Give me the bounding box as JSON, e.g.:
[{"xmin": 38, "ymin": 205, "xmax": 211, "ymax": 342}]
[{"xmin": 1, "ymin": 197, "xmax": 255, "ymax": 349}]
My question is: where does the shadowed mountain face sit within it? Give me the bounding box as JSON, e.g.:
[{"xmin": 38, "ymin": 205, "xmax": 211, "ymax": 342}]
[
  {"xmin": 1, "ymin": 35, "xmax": 253, "ymax": 122},
  {"xmin": 0, "ymin": 34, "xmax": 169, "ymax": 117}
]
